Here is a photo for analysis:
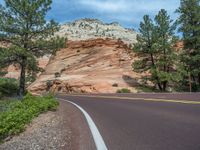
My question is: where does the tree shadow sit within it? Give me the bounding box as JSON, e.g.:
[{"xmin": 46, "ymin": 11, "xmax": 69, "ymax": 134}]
[
  {"xmin": 122, "ymin": 75, "xmax": 159, "ymax": 92},
  {"xmin": 122, "ymin": 75, "xmax": 139, "ymax": 87}
]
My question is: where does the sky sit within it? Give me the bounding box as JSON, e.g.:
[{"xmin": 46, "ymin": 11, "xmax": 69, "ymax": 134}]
[{"xmin": 0, "ymin": 0, "xmax": 180, "ymax": 30}]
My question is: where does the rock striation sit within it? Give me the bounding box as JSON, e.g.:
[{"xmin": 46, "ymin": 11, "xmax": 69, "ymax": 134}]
[{"xmin": 28, "ymin": 38, "xmax": 140, "ymax": 94}]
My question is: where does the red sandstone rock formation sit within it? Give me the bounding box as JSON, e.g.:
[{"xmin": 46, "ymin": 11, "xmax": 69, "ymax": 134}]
[{"xmin": 28, "ymin": 38, "xmax": 140, "ymax": 94}]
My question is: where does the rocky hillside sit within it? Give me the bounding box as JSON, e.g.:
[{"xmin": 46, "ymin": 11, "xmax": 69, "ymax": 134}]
[
  {"xmin": 29, "ymin": 38, "xmax": 140, "ymax": 94},
  {"xmin": 3, "ymin": 19, "xmax": 141, "ymax": 93},
  {"xmin": 56, "ymin": 18, "xmax": 137, "ymax": 44}
]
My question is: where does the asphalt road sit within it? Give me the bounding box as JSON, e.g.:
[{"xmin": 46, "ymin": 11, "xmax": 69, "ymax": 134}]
[{"xmin": 58, "ymin": 93, "xmax": 200, "ymax": 150}]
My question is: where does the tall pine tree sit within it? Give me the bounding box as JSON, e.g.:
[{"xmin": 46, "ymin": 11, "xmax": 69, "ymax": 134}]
[
  {"xmin": 133, "ymin": 15, "xmax": 163, "ymax": 90},
  {"xmin": 0, "ymin": 0, "xmax": 66, "ymax": 96},
  {"xmin": 176, "ymin": 0, "xmax": 200, "ymax": 92},
  {"xmin": 133, "ymin": 9, "xmax": 178, "ymax": 91},
  {"xmin": 154, "ymin": 9, "xmax": 179, "ymax": 91}
]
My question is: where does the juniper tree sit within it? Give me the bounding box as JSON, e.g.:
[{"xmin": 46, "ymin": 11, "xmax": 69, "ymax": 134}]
[
  {"xmin": 176, "ymin": 0, "xmax": 200, "ymax": 91},
  {"xmin": 133, "ymin": 9, "xmax": 179, "ymax": 91},
  {"xmin": 0, "ymin": 0, "xmax": 66, "ymax": 96}
]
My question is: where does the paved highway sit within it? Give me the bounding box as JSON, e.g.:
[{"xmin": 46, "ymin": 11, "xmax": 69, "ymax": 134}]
[{"xmin": 58, "ymin": 94, "xmax": 200, "ymax": 150}]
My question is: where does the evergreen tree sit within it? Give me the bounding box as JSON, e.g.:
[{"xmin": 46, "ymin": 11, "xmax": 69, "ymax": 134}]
[
  {"xmin": 133, "ymin": 15, "xmax": 163, "ymax": 90},
  {"xmin": 154, "ymin": 9, "xmax": 179, "ymax": 91},
  {"xmin": 176, "ymin": 0, "xmax": 200, "ymax": 92},
  {"xmin": 133, "ymin": 9, "xmax": 179, "ymax": 91},
  {"xmin": 0, "ymin": 0, "xmax": 66, "ymax": 96}
]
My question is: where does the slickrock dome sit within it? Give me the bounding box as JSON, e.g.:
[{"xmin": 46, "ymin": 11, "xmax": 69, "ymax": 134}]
[{"xmin": 29, "ymin": 38, "xmax": 140, "ymax": 94}]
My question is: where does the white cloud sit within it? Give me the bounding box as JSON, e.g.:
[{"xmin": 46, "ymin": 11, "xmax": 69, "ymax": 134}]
[
  {"xmin": 77, "ymin": 0, "xmax": 179, "ymax": 13},
  {"xmin": 78, "ymin": 0, "xmax": 129, "ymax": 12},
  {"xmin": 47, "ymin": 0, "xmax": 180, "ymax": 28},
  {"xmin": 75, "ymin": 0, "xmax": 179, "ymax": 26}
]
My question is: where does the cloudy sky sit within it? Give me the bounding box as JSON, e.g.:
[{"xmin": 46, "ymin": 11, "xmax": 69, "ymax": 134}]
[{"xmin": 0, "ymin": 0, "xmax": 180, "ymax": 29}]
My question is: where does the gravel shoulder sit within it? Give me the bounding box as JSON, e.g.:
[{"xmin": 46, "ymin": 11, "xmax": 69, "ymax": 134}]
[{"xmin": 0, "ymin": 100, "xmax": 95, "ymax": 150}]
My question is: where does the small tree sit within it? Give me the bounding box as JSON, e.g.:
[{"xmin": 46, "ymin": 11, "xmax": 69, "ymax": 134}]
[
  {"xmin": 133, "ymin": 9, "xmax": 179, "ymax": 91},
  {"xmin": 0, "ymin": 0, "xmax": 66, "ymax": 96},
  {"xmin": 176, "ymin": 0, "xmax": 200, "ymax": 92}
]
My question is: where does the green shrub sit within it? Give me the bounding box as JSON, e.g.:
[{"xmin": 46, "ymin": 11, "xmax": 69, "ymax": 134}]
[
  {"xmin": 136, "ymin": 85, "xmax": 160, "ymax": 93},
  {"xmin": 0, "ymin": 93, "xmax": 58, "ymax": 142},
  {"xmin": 0, "ymin": 92, "xmax": 2, "ymax": 99},
  {"xmin": 0, "ymin": 100, "xmax": 14, "ymax": 112},
  {"xmin": 0, "ymin": 71, "xmax": 7, "ymax": 77},
  {"xmin": 0, "ymin": 78, "xmax": 18, "ymax": 97},
  {"xmin": 46, "ymin": 80, "xmax": 53, "ymax": 91},
  {"xmin": 117, "ymin": 88, "xmax": 131, "ymax": 93},
  {"xmin": 54, "ymin": 72, "xmax": 61, "ymax": 78}
]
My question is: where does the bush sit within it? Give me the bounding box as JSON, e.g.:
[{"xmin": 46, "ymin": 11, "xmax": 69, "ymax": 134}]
[
  {"xmin": 46, "ymin": 80, "xmax": 53, "ymax": 91},
  {"xmin": 0, "ymin": 93, "xmax": 59, "ymax": 142},
  {"xmin": 0, "ymin": 78, "xmax": 18, "ymax": 97},
  {"xmin": 192, "ymin": 83, "xmax": 200, "ymax": 92},
  {"xmin": 54, "ymin": 72, "xmax": 61, "ymax": 78},
  {"xmin": 0, "ymin": 100, "xmax": 14, "ymax": 112},
  {"xmin": 112, "ymin": 83, "xmax": 118, "ymax": 87},
  {"xmin": 117, "ymin": 88, "xmax": 131, "ymax": 93},
  {"xmin": 136, "ymin": 85, "xmax": 160, "ymax": 93},
  {"xmin": 0, "ymin": 71, "xmax": 7, "ymax": 77},
  {"xmin": 0, "ymin": 92, "xmax": 2, "ymax": 99}
]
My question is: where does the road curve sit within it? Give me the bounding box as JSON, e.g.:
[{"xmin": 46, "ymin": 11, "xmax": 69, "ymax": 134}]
[{"xmin": 58, "ymin": 94, "xmax": 200, "ymax": 150}]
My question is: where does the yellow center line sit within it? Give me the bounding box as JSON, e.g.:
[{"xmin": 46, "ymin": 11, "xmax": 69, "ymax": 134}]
[{"xmin": 60, "ymin": 94, "xmax": 200, "ymax": 105}]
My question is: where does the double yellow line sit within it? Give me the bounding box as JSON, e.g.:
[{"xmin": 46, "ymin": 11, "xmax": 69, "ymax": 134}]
[{"xmin": 62, "ymin": 94, "xmax": 200, "ymax": 105}]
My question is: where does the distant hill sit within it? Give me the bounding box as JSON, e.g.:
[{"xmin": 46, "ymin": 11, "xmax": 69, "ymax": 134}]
[{"xmin": 56, "ymin": 18, "xmax": 138, "ymax": 44}]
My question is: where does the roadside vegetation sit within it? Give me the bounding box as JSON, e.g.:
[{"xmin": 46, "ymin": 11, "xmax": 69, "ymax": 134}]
[
  {"xmin": 0, "ymin": 78, "xmax": 18, "ymax": 99},
  {"xmin": 0, "ymin": 0, "xmax": 61, "ymax": 143},
  {"xmin": 117, "ymin": 88, "xmax": 131, "ymax": 93},
  {"xmin": 0, "ymin": 93, "xmax": 58, "ymax": 142},
  {"xmin": 0, "ymin": 0, "xmax": 66, "ymax": 97},
  {"xmin": 135, "ymin": 85, "xmax": 161, "ymax": 93},
  {"xmin": 133, "ymin": 0, "xmax": 200, "ymax": 92}
]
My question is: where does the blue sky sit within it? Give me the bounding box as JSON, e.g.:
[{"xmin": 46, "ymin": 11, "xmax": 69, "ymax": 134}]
[{"xmin": 0, "ymin": 0, "xmax": 180, "ymax": 29}]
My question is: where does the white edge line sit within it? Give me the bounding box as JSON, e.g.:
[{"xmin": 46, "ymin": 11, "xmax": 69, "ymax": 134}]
[{"xmin": 59, "ymin": 98, "xmax": 108, "ymax": 150}]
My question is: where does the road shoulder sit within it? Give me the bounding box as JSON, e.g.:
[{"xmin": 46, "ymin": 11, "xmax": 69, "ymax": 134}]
[{"xmin": 0, "ymin": 100, "xmax": 96, "ymax": 150}]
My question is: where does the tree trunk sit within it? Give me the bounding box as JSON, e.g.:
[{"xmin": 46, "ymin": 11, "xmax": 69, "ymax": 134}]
[
  {"xmin": 157, "ymin": 82, "xmax": 163, "ymax": 92},
  {"xmin": 162, "ymin": 81, "xmax": 167, "ymax": 92},
  {"xmin": 191, "ymin": 74, "xmax": 196, "ymax": 84},
  {"xmin": 155, "ymin": 74, "xmax": 163, "ymax": 92},
  {"xmin": 19, "ymin": 57, "xmax": 26, "ymax": 97},
  {"xmin": 150, "ymin": 53, "xmax": 163, "ymax": 91},
  {"xmin": 189, "ymin": 72, "xmax": 192, "ymax": 93}
]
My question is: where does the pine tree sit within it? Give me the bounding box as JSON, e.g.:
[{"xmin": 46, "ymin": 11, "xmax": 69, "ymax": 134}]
[
  {"xmin": 154, "ymin": 9, "xmax": 179, "ymax": 91},
  {"xmin": 133, "ymin": 15, "xmax": 163, "ymax": 90},
  {"xmin": 176, "ymin": 0, "xmax": 200, "ymax": 92},
  {"xmin": 0, "ymin": 0, "xmax": 66, "ymax": 96},
  {"xmin": 133, "ymin": 9, "xmax": 178, "ymax": 91}
]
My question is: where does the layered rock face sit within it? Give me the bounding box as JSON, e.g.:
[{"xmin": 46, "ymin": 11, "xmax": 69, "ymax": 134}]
[{"xmin": 29, "ymin": 38, "xmax": 140, "ymax": 94}]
